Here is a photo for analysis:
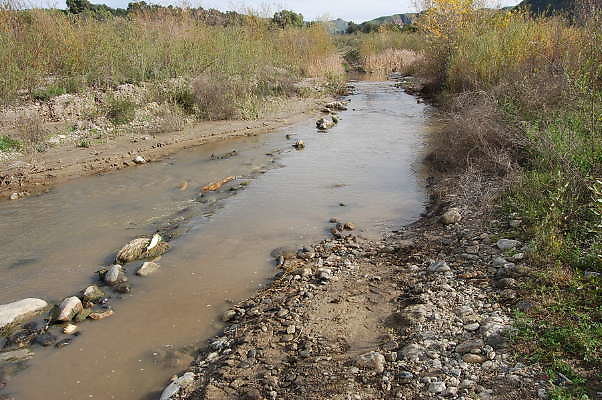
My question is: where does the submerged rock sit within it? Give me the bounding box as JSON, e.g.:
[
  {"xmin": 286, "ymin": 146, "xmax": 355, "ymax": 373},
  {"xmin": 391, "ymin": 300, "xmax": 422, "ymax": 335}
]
[
  {"xmin": 292, "ymin": 140, "xmax": 305, "ymax": 150},
  {"xmin": 160, "ymin": 372, "xmax": 196, "ymax": 400},
  {"xmin": 0, "ymin": 349, "xmax": 34, "ymax": 363},
  {"xmin": 89, "ymin": 310, "xmax": 114, "ymax": 320},
  {"xmin": 0, "ymin": 299, "xmax": 48, "ymax": 331},
  {"xmin": 316, "ymin": 117, "xmax": 337, "ymax": 130},
  {"xmin": 136, "ymin": 261, "xmax": 160, "ymax": 277}
]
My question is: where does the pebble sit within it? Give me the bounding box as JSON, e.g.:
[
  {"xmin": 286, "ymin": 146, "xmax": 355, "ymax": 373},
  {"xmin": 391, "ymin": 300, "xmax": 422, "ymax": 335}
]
[
  {"xmin": 496, "ymin": 239, "xmax": 520, "ymax": 250},
  {"xmin": 133, "ymin": 155, "xmax": 146, "ymax": 164},
  {"xmin": 356, "ymin": 351, "xmax": 385, "ymax": 373},
  {"xmin": 441, "ymin": 208, "xmax": 462, "ymax": 225},
  {"xmin": 428, "ymin": 381, "xmax": 446, "ymax": 393}
]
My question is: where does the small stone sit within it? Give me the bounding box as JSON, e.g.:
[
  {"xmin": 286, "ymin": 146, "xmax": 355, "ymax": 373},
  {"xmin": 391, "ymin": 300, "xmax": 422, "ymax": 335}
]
[
  {"xmin": 464, "ymin": 322, "xmax": 480, "ymax": 331},
  {"xmin": 9, "ymin": 192, "xmax": 19, "ymax": 200},
  {"xmin": 441, "ymin": 208, "xmax": 462, "ymax": 225},
  {"xmin": 63, "ymin": 324, "xmax": 78, "ymax": 334},
  {"xmin": 496, "ymin": 239, "xmax": 520, "ymax": 250},
  {"xmin": 343, "ymin": 222, "xmax": 355, "ymax": 230},
  {"xmin": 89, "ymin": 310, "xmax": 114, "ymax": 320},
  {"xmin": 398, "ymin": 371, "xmax": 413, "ymax": 383},
  {"xmin": 399, "ymin": 343, "xmax": 425, "ymax": 359},
  {"xmin": 463, "ymin": 354, "xmax": 485, "ymax": 363},
  {"xmin": 428, "ymin": 381, "xmax": 446, "ymax": 393},
  {"xmin": 136, "ymin": 261, "xmax": 160, "ymax": 277},
  {"xmin": 133, "ymin": 155, "xmax": 146, "ymax": 164},
  {"xmin": 428, "ymin": 261, "xmax": 451, "ymax": 273},
  {"xmin": 456, "ymin": 339, "xmax": 484, "ymax": 353},
  {"xmin": 292, "ymin": 140, "xmax": 304, "ymax": 149}
]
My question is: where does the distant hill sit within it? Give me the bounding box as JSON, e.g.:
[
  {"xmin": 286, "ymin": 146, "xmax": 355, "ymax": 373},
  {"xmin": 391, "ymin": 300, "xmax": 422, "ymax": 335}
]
[
  {"xmin": 517, "ymin": 0, "xmax": 576, "ymax": 15},
  {"xmin": 365, "ymin": 13, "xmax": 417, "ymax": 26}
]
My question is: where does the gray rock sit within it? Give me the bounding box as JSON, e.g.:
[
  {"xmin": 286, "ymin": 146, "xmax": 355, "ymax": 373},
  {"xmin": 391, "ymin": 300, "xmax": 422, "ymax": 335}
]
[
  {"xmin": 82, "ymin": 285, "xmax": 105, "ymax": 303},
  {"xmin": 401, "ymin": 304, "xmax": 428, "ymax": 323},
  {"xmin": 356, "ymin": 351, "xmax": 385, "ymax": 373},
  {"xmin": 428, "ymin": 261, "xmax": 451, "ymax": 273},
  {"xmin": 456, "ymin": 339, "xmax": 484, "ymax": 353},
  {"xmin": 0, "ymin": 298, "xmax": 48, "ymax": 330},
  {"xmin": 428, "ymin": 381, "xmax": 446, "ymax": 393},
  {"xmin": 222, "ymin": 310, "xmax": 236, "ymax": 322},
  {"xmin": 398, "ymin": 371, "xmax": 414, "ymax": 383},
  {"xmin": 104, "ymin": 265, "xmax": 127, "ymax": 286},
  {"xmin": 270, "ymin": 247, "xmax": 297, "ymax": 260},
  {"xmin": 496, "ymin": 239, "xmax": 520, "ymax": 251},
  {"xmin": 400, "ymin": 343, "xmax": 425, "ymax": 359},
  {"xmin": 441, "ymin": 208, "xmax": 462, "ymax": 225},
  {"xmin": 136, "ymin": 262, "xmax": 160, "ymax": 277},
  {"xmin": 57, "ymin": 297, "xmax": 83, "ymax": 322},
  {"xmin": 160, "ymin": 372, "xmax": 195, "ymax": 400}
]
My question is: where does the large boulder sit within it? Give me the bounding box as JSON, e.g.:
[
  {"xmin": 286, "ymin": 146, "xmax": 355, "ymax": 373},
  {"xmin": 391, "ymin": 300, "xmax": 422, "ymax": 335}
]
[
  {"xmin": 0, "ymin": 298, "xmax": 48, "ymax": 331},
  {"xmin": 104, "ymin": 265, "xmax": 128, "ymax": 286}
]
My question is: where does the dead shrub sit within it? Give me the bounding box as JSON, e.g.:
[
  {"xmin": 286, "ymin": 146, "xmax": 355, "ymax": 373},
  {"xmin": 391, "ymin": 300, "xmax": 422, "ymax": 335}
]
[
  {"xmin": 426, "ymin": 91, "xmax": 525, "ymax": 176},
  {"xmin": 363, "ymin": 49, "xmax": 424, "ymax": 75},
  {"xmin": 17, "ymin": 114, "xmax": 48, "ymax": 153},
  {"xmin": 191, "ymin": 73, "xmax": 249, "ymax": 120}
]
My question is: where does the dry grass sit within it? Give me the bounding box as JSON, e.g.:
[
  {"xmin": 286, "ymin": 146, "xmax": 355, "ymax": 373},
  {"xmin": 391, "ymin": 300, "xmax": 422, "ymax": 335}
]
[
  {"xmin": 427, "ymin": 91, "xmax": 524, "ymax": 176},
  {"xmin": 363, "ymin": 49, "xmax": 424, "ymax": 75},
  {"xmin": 16, "ymin": 114, "xmax": 48, "ymax": 153}
]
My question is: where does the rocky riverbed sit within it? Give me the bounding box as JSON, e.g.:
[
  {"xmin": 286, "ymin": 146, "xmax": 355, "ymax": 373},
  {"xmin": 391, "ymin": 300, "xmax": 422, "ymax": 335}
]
[{"xmin": 158, "ymin": 174, "xmax": 548, "ymax": 400}]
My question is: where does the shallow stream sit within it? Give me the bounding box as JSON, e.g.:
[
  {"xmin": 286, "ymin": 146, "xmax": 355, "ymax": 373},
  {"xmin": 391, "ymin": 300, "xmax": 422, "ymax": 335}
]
[{"xmin": 0, "ymin": 81, "xmax": 430, "ymax": 400}]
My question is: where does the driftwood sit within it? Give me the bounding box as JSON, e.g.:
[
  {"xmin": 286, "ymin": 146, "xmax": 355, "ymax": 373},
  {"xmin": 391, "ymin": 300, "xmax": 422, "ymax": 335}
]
[{"xmin": 202, "ymin": 176, "xmax": 236, "ymax": 192}]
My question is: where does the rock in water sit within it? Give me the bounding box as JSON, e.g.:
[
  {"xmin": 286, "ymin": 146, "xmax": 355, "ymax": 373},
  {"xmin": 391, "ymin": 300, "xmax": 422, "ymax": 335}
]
[
  {"xmin": 136, "ymin": 262, "xmax": 160, "ymax": 277},
  {"xmin": 57, "ymin": 297, "xmax": 83, "ymax": 322},
  {"xmin": 82, "ymin": 285, "xmax": 105, "ymax": 303},
  {"xmin": 116, "ymin": 237, "xmax": 169, "ymax": 263},
  {"xmin": 160, "ymin": 372, "xmax": 196, "ymax": 400},
  {"xmin": 63, "ymin": 324, "xmax": 78, "ymax": 334},
  {"xmin": 292, "ymin": 140, "xmax": 305, "ymax": 149},
  {"xmin": 89, "ymin": 310, "xmax": 114, "ymax": 320},
  {"xmin": 316, "ymin": 117, "xmax": 337, "ymax": 130},
  {"xmin": 441, "ymin": 208, "xmax": 462, "ymax": 225},
  {"xmin": 104, "ymin": 265, "xmax": 127, "ymax": 286},
  {"xmin": 0, "ymin": 298, "xmax": 48, "ymax": 330},
  {"xmin": 324, "ymin": 101, "xmax": 348, "ymax": 111}
]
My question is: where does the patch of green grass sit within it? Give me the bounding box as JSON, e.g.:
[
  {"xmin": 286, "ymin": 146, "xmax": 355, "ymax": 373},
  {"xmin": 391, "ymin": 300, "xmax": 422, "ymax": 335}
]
[
  {"xmin": 0, "ymin": 136, "xmax": 22, "ymax": 152},
  {"xmin": 31, "ymin": 85, "xmax": 67, "ymax": 101}
]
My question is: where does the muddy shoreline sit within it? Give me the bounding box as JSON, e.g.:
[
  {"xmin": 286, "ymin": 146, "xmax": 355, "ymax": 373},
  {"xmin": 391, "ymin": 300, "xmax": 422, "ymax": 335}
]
[
  {"xmin": 159, "ymin": 178, "xmax": 546, "ymax": 400},
  {"xmin": 0, "ymin": 97, "xmax": 329, "ymax": 201}
]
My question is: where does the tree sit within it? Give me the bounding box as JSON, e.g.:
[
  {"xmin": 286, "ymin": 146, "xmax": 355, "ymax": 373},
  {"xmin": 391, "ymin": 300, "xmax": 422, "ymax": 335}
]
[{"xmin": 272, "ymin": 9, "xmax": 304, "ymax": 29}]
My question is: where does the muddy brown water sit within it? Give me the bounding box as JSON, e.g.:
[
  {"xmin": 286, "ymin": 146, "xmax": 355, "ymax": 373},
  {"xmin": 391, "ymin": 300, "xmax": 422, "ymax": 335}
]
[{"xmin": 0, "ymin": 81, "xmax": 430, "ymax": 400}]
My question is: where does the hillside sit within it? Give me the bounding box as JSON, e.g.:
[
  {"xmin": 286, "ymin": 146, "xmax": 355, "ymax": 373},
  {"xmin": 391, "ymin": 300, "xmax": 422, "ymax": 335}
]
[
  {"xmin": 517, "ymin": 0, "xmax": 576, "ymax": 14},
  {"xmin": 366, "ymin": 13, "xmax": 417, "ymax": 25}
]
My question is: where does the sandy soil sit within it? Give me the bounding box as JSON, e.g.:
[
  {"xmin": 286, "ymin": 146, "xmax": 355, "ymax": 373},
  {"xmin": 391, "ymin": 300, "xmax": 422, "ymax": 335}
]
[{"xmin": 0, "ymin": 97, "xmax": 327, "ymax": 200}]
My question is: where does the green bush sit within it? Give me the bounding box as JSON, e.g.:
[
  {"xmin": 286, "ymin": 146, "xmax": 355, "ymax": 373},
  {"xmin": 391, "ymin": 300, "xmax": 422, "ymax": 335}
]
[
  {"xmin": 0, "ymin": 135, "xmax": 21, "ymax": 152},
  {"xmin": 105, "ymin": 96, "xmax": 136, "ymax": 125}
]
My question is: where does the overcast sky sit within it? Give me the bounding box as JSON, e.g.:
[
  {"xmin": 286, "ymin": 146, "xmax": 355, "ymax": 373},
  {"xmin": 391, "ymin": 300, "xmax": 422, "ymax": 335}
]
[{"xmin": 48, "ymin": 0, "xmax": 522, "ymax": 22}]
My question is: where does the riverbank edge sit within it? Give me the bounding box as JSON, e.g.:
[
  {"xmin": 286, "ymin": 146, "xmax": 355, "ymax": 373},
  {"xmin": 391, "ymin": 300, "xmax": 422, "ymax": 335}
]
[
  {"xmin": 157, "ymin": 87, "xmax": 547, "ymax": 400},
  {"xmin": 0, "ymin": 95, "xmax": 333, "ymax": 201}
]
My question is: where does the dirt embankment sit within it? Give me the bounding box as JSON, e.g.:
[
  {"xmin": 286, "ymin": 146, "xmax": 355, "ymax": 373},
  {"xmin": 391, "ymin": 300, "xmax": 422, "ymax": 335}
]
[
  {"xmin": 158, "ymin": 175, "xmax": 547, "ymax": 398},
  {"xmin": 0, "ymin": 96, "xmax": 328, "ymax": 201}
]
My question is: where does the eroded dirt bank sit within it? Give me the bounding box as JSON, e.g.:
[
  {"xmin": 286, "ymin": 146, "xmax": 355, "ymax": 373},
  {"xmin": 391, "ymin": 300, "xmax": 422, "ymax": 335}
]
[{"xmin": 0, "ymin": 97, "xmax": 327, "ymax": 200}]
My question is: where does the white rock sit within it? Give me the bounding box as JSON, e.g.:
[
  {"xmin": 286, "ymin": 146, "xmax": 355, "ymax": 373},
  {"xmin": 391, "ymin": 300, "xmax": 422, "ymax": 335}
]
[
  {"xmin": 57, "ymin": 296, "xmax": 83, "ymax": 322},
  {"xmin": 133, "ymin": 155, "xmax": 146, "ymax": 164},
  {"xmin": 428, "ymin": 381, "xmax": 446, "ymax": 393},
  {"xmin": 63, "ymin": 323, "xmax": 78, "ymax": 334},
  {"xmin": 441, "ymin": 208, "xmax": 462, "ymax": 225},
  {"xmin": 160, "ymin": 372, "xmax": 195, "ymax": 400},
  {"xmin": 496, "ymin": 239, "xmax": 520, "ymax": 250},
  {"xmin": 428, "ymin": 261, "xmax": 451, "ymax": 273},
  {"xmin": 356, "ymin": 351, "xmax": 385, "ymax": 373},
  {"xmin": 136, "ymin": 262, "xmax": 160, "ymax": 277},
  {"xmin": 0, "ymin": 298, "xmax": 48, "ymax": 330}
]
